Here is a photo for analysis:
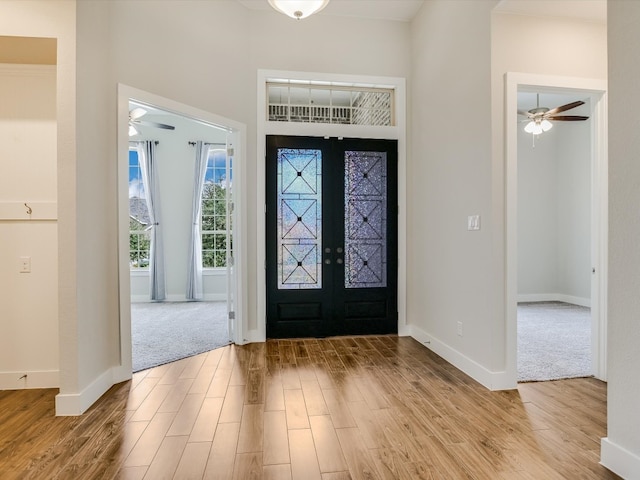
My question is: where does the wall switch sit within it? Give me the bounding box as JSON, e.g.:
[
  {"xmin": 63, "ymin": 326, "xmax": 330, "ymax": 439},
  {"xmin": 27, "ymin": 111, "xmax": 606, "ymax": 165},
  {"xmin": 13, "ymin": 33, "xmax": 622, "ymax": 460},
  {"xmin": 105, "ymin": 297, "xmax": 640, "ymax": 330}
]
[
  {"xmin": 467, "ymin": 215, "xmax": 480, "ymax": 231},
  {"xmin": 457, "ymin": 321, "xmax": 463, "ymax": 336},
  {"xmin": 19, "ymin": 256, "xmax": 31, "ymax": 273}
]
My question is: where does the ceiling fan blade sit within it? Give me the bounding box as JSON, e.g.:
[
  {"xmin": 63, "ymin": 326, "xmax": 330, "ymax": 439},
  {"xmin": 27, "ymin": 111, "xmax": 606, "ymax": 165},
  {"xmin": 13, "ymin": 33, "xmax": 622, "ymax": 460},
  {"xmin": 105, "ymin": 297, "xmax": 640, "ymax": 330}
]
[
  {"xmin": 130, "ymin": 107, "xmax": 147, "ymax": 120},
  {"xmin": 545, "ymin": 100, "xmax": 585, "ymax": 116},
  {"xmin": 547, "ymin": 115, "xmax": 589, "ymax": 121},
  {"xmin": 518, "ymin": 110, "xmax": 533, "ymax": 118},
  {"xmin": 136, "ymin": 120, "xmax": 176, "ymax": 130}
]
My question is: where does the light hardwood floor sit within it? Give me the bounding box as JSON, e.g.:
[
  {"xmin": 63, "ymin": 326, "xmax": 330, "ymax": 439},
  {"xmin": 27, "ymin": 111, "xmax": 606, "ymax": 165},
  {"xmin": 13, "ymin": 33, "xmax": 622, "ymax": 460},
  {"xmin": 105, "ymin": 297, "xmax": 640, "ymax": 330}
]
[{"xmin": 0, "ymin": 336, "xmax": 621, "ymax": 479}]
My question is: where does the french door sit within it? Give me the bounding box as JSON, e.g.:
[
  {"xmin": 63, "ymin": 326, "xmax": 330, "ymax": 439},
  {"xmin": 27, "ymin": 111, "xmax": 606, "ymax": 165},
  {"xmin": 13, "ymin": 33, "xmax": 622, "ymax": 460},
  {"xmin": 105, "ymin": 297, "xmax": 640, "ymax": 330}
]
[{"xmin": 266, "ymin": 135, "xmax": 398, "ymax": 338}]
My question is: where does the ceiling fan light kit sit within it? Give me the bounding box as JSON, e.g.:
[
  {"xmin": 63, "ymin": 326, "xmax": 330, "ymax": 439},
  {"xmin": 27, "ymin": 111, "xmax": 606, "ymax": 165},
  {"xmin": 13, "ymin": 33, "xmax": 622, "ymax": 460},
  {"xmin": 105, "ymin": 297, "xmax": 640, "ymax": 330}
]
[
  {"xmin": 128, "ymin": 106, "xmax": 176, "ymax": 137},
  {"xmin": 519, "ymin": 93, "xmax": 588, "ymax": 137},
  {"xmin": 268, "ymin": 0, "xmax": 330, "ymax": 19}
]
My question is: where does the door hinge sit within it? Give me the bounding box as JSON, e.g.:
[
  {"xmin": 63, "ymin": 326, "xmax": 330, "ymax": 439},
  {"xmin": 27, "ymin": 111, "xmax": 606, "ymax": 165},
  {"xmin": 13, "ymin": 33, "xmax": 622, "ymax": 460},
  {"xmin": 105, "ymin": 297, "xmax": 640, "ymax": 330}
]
[
  {"xmin": 228, "ymin": 311, "xmax": 235, "ymax": 320},
  {"xmin": 228, "ymin": 256, "xmax": 235, "ymax": 267},
  {"xmin": 227, "ymin": 147, "xmax": 234, "ymax": 156}
]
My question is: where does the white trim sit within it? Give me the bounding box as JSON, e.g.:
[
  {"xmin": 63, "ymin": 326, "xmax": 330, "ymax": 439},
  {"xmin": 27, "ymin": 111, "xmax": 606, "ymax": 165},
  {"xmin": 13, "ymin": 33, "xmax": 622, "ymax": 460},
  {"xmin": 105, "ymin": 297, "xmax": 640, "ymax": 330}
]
[
  {"xmin": 130, "ymin": 294, "xmax": 228, "ymax": 303},
  {"xmin": 0, "ymin": 370, "xmax": 59, "ymax": 390},
  {"xmin": 601, "ymin": 438, "xmax": 640, "ymax": 480},
  {"xmin": 0, "ymin": 63, "xmax": 56, "ymax": 76},
  {"xmin": 410, "ymin": 325, "xmax": 512, "ymax": 391},
  {"xmin": 55, "ymin": 368, "xmax": 115, "ymax": 416},
  {"xmin": 117, "ymin": 84, "xmax": 248, "ymax": 372},
  {"xmin": 256, "ymin": 69, "xmax": 407, "ymax": 342},
  {"xmin": 517, "ymin": 294, "xmax": 591, "ymax": 308},
  {"xmin": 505, "ymin": 72, "xmax": 608, "ymax": 388}
]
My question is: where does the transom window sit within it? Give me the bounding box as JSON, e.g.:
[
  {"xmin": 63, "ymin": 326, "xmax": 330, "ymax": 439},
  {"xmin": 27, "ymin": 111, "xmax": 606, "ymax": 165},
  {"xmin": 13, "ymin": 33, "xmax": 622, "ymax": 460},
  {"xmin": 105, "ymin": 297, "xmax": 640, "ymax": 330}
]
[{"xmin": 267, "ymin": 81, "xmax": 394, "ymax": 126}]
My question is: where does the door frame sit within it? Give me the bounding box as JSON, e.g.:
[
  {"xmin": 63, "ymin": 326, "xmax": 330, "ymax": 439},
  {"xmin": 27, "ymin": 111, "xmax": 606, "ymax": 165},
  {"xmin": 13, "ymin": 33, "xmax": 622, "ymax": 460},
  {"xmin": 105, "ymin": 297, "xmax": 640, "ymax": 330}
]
[
  {"xmin": 265, "ymin": 135, "xmax": 399, "ymax": 338},
  {"xmin": 255, "ymin": 69, "xmax": 407, "ymax": 342},
  {"xmin": 505, "ymin": 72, "xmax": 608, "ymax": 385},
  {"xmin": 116, "ymin": 84, "xmax": 248, "ymax": 377}
]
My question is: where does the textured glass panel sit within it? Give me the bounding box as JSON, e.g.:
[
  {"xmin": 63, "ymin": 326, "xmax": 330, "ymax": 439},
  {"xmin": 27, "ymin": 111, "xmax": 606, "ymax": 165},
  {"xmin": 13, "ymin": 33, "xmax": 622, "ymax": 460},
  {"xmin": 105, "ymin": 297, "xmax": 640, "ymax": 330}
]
[
  {"xmin": 344, "ymin": 151, "xmax": 387, "ymax": 288},
  {"xmin": 278, "ymin": 149, "xmax": 322, "ymax": 289}
]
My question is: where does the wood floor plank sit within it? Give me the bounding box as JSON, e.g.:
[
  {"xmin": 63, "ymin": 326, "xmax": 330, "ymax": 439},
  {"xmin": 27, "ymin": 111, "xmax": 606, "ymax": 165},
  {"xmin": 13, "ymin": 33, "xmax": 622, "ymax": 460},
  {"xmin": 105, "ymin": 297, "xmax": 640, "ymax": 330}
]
[
  {"xmin": 309, "ymin": 415, "xmax": 348, "ymax": 473},
  {"xmin": 284, "ymin": 389, "xmax": 310, "ymax": 429},
  {"xmin": 237, "ymin": 404, "xmax": 264, "ymax": 453},
  {"xmin": 123, "ymin": 412, "xmax": 176, "ymax": 467},
  {"xmin": 289, "ymin": 428, "xmax": 322, "ymax": 480},
  {"xmin": 172, "ymin": 441, "xmax": 211, "ymax": 480},
  {"xmin": 142, "ymin": 435, "xmax": 187, "ymax": 480},
  {"xmin": 263, "ymin": 410, "xmax": 290, "ymax": 465},
  {"xmin": 0, "ymin": 338, "xmax": 621, "ymax": 480},
  {"xmin": 167, "ymin": 393, "xmax": 206, "ymax": 437},
  {"xmin": 188, "ymin": 397, "xmax": 224, "ymax": 443},
  {"xmin": 203, "ymin": 422, "xmax": 240, "ymax": 480},
  {"xmin": 218, "ymin": 385, "xmax": 245, "ymax": 423},
  {"xmin": 264, "ymin": 463, "xmax": 293, "ymax": 480},
  {"xmin": 232, "ymin": 452, "xmax": 262, "ymax": 480},
  {"xmin": 335, "ymin": 427, "xmax": 381, "ymax": 480}
]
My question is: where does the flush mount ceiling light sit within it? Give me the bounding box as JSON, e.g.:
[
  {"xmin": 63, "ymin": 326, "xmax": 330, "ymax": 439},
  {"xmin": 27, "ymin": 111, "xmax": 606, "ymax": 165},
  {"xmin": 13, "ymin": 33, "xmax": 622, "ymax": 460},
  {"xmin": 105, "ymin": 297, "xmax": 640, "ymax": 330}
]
[{"xmin": 268, "ymin": 0, "xmax": 330, "ymax": 19}]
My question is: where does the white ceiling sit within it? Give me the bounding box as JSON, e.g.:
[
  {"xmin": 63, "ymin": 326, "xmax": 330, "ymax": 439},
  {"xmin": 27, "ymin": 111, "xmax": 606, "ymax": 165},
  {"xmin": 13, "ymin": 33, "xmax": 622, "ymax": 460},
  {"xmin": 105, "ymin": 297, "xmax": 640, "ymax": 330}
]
[
  {"xmin": 236, "ymin": 0, "xmax": 425, "ymax": 22},
  {"xmin": 237, "ymin": 0, "xmax": 607, "ymax": 23}
]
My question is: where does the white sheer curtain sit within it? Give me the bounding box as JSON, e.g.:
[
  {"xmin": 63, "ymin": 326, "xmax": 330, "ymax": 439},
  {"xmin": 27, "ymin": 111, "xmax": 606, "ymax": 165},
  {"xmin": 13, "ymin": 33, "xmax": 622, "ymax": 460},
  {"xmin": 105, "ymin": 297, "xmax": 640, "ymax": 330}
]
[
  {"xmin": 137, "ymin": 141, "xmax": 166, "ymax": 301},
  {"xmin": 186, "ymin": 141, "xmax": 210, "ymax": 300}
]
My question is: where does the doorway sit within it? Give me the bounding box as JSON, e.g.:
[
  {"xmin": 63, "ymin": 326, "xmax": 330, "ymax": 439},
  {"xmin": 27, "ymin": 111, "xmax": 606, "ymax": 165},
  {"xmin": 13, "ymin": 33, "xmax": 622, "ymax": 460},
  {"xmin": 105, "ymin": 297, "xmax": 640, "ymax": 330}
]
[
  {"xmin": 266, "ymin": 135, "xmax": 398, "ymax": 338},
  {"xmin": 516, "ymin": 91, "xmax": 593, "ymax": 381},
  {"xmin": 117, "ymin": 84, "xmax": 247, "ymax": 375},
  {"xmin": 505, "ymin": 73, "xmax": 608, "ymax": 385}
]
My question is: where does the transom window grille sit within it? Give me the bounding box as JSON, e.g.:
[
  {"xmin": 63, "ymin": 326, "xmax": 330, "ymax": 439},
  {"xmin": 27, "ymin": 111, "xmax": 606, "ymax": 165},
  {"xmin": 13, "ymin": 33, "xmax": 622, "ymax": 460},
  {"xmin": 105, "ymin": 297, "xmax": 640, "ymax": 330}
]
[{"xmin": 267, "ymin": 82, "xmax": 394, "ymax": 126}]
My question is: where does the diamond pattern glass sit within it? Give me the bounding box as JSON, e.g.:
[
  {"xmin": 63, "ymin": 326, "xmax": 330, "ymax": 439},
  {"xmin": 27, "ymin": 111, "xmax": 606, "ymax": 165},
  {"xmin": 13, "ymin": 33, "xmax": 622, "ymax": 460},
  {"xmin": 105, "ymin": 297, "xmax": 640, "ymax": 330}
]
[
  {"xmin": 277, "ymin": 149, "xmax": 322, "ymax": 289},
  {"xmin": 344, "ymin": 151, "xmax": 387, "ymax": 288}
]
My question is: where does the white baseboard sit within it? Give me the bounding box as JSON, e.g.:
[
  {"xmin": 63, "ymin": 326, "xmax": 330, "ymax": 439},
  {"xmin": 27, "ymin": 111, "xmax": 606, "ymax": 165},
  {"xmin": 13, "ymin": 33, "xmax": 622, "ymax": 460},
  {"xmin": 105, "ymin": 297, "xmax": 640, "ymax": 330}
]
[
  {"xmin": 517, "ymin": 293, "xmax": 591, "ymax": 308},
  {"xmin": 0, "ymin": 370, "xmax": 59, "ymax": 390},
  {"xmin": 55, "ymin": 367, "xmax": 117, "ymax": 416},
  {"xmin": 409, "ymin": 324, "xmax": 516, "ymax": 391},
  {"xmin": 601, "ymin": 437, "xmax": 640, "ymax": 479}
]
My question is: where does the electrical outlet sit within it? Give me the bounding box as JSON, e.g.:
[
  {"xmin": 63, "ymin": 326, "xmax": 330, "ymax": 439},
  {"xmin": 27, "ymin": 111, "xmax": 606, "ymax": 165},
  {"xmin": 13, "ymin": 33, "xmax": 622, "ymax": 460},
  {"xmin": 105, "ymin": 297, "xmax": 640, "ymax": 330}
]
[
  {"xmin": 457, "ymin": 321, "xmax": 463, "ymax": 336},
  {"xmin": 19, "ymin": 256, "xmax": 31, "ymax": 273}
]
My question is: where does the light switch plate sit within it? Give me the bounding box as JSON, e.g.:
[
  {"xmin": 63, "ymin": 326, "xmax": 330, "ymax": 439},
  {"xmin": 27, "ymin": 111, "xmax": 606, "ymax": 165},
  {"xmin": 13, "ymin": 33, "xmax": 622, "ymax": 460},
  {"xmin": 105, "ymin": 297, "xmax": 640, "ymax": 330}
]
[{"xmin": 467, "ymin": 215, "xmax": 480, "ymax": 231}]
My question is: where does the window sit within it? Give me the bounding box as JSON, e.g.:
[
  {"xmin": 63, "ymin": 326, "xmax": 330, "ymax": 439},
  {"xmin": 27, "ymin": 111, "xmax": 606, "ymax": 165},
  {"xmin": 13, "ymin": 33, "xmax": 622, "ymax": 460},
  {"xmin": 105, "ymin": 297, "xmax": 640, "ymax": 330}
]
[
  {"xmin": 129, "ymin": 146, "xmax": 151, "ymax": 269},
  {"xmin": 267, "ymin": 81, "xmax": 394, "ymax": 126},
  {"xmin": 202, "ymin": 148, "xmax": 232, "ymax": 269}
]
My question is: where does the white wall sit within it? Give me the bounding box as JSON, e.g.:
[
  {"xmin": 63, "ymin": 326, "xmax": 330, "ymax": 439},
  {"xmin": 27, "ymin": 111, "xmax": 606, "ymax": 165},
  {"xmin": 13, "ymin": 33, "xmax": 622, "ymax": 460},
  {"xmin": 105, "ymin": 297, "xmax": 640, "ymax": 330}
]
[
  {"xmin": 406, "ymin": 2, "xmax": 606, "ymax": 389},
  {"xmin": 129, "ymin": 114, "xmax": 228, "ymax": 302},
  {"xmin": 408, "ymin": 0, "xmax": 503, "ymax": 385},
  {"xmin": 602, "ymin": 2, "xmax": 640, "ymax": 476},
  {"xmin": 0, "ymin": 64, "xmax": 58, "ymax": 389},
  {"xmin": 107, "ymin": 0, "xmax": 411, "ymax": 334},
  {"xmin": 518, "ymin": 113, "xmax": 591, "ymax": 305}
]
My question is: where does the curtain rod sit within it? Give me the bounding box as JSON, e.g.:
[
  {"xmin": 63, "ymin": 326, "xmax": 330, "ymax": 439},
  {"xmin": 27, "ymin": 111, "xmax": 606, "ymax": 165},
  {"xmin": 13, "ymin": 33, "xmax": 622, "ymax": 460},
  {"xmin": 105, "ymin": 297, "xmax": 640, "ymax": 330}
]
[{"xmin": 188, "ymin": 141, "xmax": 226, "ymax": 146}]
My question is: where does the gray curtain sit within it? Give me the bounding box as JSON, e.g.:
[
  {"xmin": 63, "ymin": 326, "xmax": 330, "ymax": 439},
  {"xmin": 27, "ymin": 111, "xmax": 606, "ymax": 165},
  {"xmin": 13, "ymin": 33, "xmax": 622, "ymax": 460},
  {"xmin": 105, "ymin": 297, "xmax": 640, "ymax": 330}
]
[
  {"xmin": 186, "ymin": 141, "xmax": 209, "ymax": 300},
  {"xmin": 138, "ymin": 141, "xmax": 166, "ymax": 301}
]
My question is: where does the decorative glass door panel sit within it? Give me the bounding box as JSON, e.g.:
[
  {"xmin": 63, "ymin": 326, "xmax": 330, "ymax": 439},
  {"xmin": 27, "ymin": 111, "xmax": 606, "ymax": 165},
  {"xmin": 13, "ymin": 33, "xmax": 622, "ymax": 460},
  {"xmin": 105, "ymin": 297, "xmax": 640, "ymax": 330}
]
[
  {"xmin": 267, "ymin": 136, "xmax": 397, "ymax": 338},
  {"xmin": 345, "ymin": 151, "xmax": 387, "ymax": 289},
  {"xmin": 277, "ymin": 148, "xmax": 322, "ymax": 289}
]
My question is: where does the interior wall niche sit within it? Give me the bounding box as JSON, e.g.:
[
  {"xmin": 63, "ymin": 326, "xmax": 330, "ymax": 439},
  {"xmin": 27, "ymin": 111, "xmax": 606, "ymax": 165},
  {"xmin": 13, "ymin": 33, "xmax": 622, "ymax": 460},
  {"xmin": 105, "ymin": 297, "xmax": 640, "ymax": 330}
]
[{"xmin": 0, "ymin": 36, "xmax": 59, "ymax": 390}]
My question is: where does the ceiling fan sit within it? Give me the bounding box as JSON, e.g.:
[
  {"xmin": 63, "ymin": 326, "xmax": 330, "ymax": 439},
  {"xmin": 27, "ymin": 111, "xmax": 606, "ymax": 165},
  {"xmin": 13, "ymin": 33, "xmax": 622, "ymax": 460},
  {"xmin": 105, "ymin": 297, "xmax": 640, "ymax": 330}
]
[
  {"xmin": 129, "ymin": 107, "xmax": 175, "ymax": 136},
  {"xmin": 518, "ymin": 94, "xmax": 589, "ymax": 135}
]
